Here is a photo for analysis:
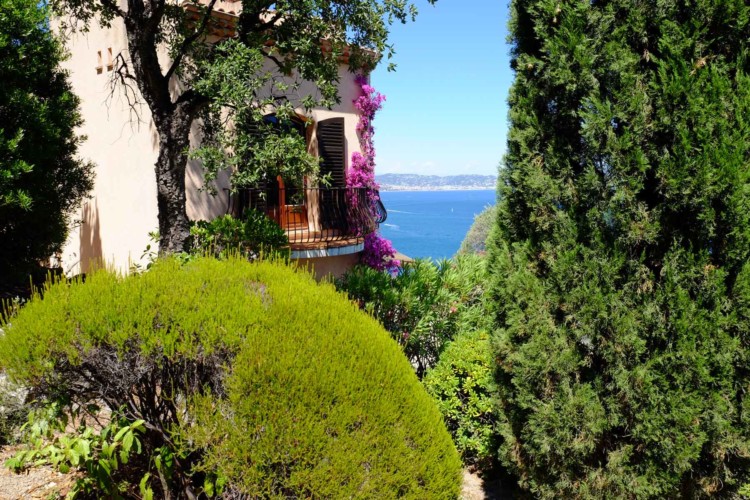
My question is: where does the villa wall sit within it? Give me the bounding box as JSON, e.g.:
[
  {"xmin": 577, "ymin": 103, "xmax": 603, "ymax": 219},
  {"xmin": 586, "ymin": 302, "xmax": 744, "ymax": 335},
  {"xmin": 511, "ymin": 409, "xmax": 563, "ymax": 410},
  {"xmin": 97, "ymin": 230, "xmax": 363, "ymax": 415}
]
[
  {"xmin": 295, "ymin": 253, "xmax": 361, "ymax": 280},
  {"xmin": 58, "ymin": 17, "xmax": 365, "ymax": 276},
  {"xmin": 57, "ymin": 19, "xmax": 159, "ymax": 275}
]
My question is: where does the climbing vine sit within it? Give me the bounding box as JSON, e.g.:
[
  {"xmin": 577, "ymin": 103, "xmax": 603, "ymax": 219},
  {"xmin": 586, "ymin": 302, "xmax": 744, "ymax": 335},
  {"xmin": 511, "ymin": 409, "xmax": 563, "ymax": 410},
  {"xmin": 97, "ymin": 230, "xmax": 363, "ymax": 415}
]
[{"xmin": 348, "ymin": 74, "xmax": 399, "ymax": 272}]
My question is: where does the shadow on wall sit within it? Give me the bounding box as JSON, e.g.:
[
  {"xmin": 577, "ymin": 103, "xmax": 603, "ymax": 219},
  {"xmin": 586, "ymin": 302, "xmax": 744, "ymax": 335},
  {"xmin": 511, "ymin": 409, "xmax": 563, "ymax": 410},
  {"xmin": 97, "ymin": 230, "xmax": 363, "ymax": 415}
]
[
  {"xmin": 79, "ymin": 200, "xmax": 103, "ymax": 274},
  {"xmin": 186, "ymin": 158, "xmax": 232, "ymax": 220},
  {"xmin": 186, "ymin": 118, "xmax": 232, "ymax": 220}
]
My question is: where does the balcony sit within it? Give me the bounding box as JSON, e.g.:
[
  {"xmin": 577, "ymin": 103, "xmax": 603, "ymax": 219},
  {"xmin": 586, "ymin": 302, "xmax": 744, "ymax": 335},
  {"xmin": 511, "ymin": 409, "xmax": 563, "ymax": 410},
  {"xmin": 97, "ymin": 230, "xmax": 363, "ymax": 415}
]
[{"xmin": 227, "ymin": 186, "xmax": 387, "ymax": 255}]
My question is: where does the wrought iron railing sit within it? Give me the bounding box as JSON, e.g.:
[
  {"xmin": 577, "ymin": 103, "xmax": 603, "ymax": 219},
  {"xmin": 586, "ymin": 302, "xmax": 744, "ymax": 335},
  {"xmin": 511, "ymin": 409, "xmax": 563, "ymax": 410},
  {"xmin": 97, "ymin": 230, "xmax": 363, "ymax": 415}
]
[{"xmin": 227, "ymin": 187, "xmax": 387, "ymax": 247}]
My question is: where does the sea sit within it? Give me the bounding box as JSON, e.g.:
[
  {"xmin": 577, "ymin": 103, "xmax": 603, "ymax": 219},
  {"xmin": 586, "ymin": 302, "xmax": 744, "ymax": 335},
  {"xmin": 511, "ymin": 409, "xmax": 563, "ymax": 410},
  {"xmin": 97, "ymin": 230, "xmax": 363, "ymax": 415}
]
[{"xmin": 378, "ymin": 190, "xmax": 496, "ymax": 260}]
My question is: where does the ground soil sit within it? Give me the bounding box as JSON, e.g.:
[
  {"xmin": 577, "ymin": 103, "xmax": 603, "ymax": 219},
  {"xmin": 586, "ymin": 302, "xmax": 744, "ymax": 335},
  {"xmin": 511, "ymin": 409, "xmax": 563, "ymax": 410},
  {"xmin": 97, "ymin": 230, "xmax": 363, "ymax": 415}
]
[
  {"xmin": 0, "ymin": 446, "xmax": 75, "ymax": 500},
  {"xmin": 0, "ymin": 448, "xmax": 511, "ymax": 499},
  {"xmin": 461, "ymin": 467, "xmax": 515, "ymax": 499}
]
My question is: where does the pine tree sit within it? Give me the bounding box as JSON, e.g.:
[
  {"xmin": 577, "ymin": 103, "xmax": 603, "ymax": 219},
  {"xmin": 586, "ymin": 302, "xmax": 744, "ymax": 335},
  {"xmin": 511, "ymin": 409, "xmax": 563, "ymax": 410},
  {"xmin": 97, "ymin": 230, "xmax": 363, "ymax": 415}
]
[{"xmin": 489, "ymin": 0, "xmax": 750, "ymax": 496}]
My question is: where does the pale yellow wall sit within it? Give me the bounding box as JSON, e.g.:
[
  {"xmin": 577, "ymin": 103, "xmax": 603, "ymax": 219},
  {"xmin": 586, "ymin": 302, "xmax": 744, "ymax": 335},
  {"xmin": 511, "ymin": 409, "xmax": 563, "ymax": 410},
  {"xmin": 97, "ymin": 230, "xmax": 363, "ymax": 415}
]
[
  {"xmin": 59, "ymin": 19, "xmax": 160, "ymax": 275},
  {"xmin": 59, "ymin": 18, "xmax": 365, "ymax": 275}
]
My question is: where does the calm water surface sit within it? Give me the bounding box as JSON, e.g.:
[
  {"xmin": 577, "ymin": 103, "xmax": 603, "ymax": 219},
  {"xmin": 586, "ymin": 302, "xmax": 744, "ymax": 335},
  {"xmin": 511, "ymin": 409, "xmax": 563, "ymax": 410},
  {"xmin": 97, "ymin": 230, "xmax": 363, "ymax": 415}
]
[{"xmin": 379, "ymin": 190, "xmax": 496, "ymax": 260}]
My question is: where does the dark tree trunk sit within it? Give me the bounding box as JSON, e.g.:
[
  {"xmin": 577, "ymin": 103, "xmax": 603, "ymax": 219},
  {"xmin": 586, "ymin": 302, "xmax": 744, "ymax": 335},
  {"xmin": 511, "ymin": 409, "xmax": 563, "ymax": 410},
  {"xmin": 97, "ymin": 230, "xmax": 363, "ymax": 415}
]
[
  {"xmin": 153, "ymin": 110, "xmax": 193, "ymax": 253},
  {"xmin": 123, "ymin": 9, "xmax": 206, "ymax": 255}
]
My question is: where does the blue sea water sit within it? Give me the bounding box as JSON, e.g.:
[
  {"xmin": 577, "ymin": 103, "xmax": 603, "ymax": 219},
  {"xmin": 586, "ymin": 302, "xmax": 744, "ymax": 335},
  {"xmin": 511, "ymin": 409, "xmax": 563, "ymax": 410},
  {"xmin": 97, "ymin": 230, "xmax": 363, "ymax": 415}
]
[{"xmin": 378, "ymin": 190, "xmax": 496, "ymax": 260}]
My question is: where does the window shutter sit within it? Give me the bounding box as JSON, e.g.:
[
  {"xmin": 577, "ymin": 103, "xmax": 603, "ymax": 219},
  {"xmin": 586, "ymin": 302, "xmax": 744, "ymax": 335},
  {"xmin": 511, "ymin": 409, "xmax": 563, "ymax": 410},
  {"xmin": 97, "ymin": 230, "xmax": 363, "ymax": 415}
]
[{"xmin": 317, "ymin": 118, "xmax": 346, "ymax": 187}]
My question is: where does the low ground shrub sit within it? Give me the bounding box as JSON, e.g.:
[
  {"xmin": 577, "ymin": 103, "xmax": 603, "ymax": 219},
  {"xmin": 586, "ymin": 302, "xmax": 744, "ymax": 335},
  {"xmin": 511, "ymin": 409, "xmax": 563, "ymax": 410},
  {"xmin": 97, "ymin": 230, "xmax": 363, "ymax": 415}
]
[
  {"xmin": 6, "ymin": 403, "xmax": 152, "ymax": 498},
  {"xmin": 0, "ymin": 256, "xmax": 461, "ymax": 498},
  {"xmin": 337, "ymin": 254, "xmax": 490, "ymax": 376},
  {"xmin": 424, "ymin": 330, "xmax": 497, "ymax": 468}
]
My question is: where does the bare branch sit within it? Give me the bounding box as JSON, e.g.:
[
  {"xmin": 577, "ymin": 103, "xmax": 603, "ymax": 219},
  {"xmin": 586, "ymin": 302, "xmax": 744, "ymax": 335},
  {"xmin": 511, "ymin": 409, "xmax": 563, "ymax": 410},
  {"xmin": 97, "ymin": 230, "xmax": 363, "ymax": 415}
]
[
  {"xmin": 106, "ymin": 52, "xmax": 146, "ymax": 126},
  {"xmin": 164, "ymin": 0, "xmax": 220, "ymax": 82}
]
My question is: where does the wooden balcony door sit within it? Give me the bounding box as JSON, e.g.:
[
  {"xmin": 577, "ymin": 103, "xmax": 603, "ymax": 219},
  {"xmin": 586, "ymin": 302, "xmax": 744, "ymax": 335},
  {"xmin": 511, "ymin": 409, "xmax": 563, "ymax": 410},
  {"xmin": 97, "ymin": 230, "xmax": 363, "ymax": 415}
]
[{"xmin": 276, "ymin": 175, "xmax": 308, "ymax": 231}]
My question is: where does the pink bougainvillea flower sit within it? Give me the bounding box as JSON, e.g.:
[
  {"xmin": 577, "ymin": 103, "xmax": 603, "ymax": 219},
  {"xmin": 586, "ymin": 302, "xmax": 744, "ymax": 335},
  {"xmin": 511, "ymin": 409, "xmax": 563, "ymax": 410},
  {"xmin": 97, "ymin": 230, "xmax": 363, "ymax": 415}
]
[{"xmin": 347, "ymin": 74, "xmax": 398, "ymax": 273}]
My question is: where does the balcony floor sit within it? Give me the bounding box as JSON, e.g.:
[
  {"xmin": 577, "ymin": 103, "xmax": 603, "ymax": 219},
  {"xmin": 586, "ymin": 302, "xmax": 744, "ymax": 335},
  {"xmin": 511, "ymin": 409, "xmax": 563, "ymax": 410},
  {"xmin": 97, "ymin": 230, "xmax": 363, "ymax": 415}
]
[{"xmin": 286, "ymin": 228, "xmax": 364, "ymax": 251}]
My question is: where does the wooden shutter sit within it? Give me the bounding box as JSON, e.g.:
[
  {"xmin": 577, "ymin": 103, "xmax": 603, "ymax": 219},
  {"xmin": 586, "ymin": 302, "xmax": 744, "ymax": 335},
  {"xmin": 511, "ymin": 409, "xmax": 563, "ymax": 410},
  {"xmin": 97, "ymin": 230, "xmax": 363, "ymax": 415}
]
[{"xmin": 317, "ymin": 118, "xmax": 346, "ymax": 187}]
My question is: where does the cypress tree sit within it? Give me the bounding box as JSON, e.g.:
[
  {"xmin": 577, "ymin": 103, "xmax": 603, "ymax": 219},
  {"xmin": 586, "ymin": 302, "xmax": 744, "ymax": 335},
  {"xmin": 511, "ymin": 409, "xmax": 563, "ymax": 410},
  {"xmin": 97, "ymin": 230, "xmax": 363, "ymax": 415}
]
[{"xmin": 489, "ymin": 0, "xmax": 750, "ymax": 496}]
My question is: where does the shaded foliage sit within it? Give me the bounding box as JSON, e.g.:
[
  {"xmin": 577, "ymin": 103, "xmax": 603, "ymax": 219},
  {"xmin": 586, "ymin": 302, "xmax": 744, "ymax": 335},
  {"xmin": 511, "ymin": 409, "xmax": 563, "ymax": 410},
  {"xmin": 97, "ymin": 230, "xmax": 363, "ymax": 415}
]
[
  {"xmin": 459, "ymin": 205, "xmax": 496, "ymax": 256},
  {"xmin": 0, "ymin": 0, "xmax": 93, "ymax": 286},
  {"xmin": 190, "ymin": 209, "xmax": 289, "ymax": 257},
  {"xmin": 0, "ymin": 375, "xmax": 27, "ymax": 446},
  {"xmin": 424, "ymin": 330, "xmax": 498, "ymax": 469}
]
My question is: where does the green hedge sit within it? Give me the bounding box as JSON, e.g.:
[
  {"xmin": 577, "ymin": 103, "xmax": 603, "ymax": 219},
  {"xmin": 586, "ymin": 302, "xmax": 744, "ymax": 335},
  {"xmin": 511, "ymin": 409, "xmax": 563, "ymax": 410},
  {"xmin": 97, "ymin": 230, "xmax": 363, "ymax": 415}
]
[
  {"xmin": 424, "ymin": 330, "xmax": 497, "ymax": 468},
  {"xmin": 337, "ymin": 255, "xmax": 491, "ymax": 377},
  {"xmin": 0, "ymin": 257, "xmax": 461, "ymax": 497}
]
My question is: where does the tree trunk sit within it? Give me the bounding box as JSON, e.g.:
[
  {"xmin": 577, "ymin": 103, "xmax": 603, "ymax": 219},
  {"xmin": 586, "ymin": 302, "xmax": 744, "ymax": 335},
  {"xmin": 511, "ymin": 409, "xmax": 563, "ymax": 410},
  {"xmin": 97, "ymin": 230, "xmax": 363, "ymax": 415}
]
[
  {"xmin": 123, "ymin": 18, "xmax": 203, "ymax": 255},
  {"xmin": 153, "ymin": 110, "xmax": 193, "ymax": 253}
]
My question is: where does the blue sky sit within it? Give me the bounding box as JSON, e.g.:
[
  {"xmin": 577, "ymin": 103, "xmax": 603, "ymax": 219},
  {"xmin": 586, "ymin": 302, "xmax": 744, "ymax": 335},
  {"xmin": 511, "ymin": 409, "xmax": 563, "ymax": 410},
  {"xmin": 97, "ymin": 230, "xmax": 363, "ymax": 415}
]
[{"xmin": 370, "ymin": 0, "xmax": 512, "ymax": 177}]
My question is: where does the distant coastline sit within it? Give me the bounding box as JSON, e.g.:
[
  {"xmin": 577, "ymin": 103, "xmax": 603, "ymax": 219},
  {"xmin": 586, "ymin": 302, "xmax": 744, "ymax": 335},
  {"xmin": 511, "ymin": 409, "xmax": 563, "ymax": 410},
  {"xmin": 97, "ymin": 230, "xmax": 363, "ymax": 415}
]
[
  {"xmin": 376, "ymin": 173, "xmax": 497, "ymax": 192},
  {"xmin": 380, "ymin": 187, "xmax": 495, "ymax": 192}
]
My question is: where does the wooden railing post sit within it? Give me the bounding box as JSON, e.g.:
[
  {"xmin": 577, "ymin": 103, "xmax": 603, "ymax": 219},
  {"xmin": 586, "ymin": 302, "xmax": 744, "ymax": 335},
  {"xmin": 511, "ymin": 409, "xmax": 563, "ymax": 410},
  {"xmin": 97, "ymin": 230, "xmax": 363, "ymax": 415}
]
[{"xmin": 277, "ymin": 175, "xmax": 287, "ymax": 229}]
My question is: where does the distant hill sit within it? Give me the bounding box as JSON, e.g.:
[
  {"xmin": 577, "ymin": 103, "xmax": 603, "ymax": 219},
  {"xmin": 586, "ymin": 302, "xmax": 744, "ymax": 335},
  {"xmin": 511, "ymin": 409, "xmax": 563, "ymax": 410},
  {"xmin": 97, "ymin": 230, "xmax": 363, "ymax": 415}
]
[{"xmin": 376, "ymin": 173, "xmax": 497, "ymax": 191}]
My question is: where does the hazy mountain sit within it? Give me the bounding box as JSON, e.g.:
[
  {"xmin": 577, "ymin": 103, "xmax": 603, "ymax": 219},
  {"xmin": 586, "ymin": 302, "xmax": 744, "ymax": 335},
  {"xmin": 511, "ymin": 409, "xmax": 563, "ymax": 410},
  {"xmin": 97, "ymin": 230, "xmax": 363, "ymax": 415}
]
[{"xmin": 376, "ymin": 173, "xmax": 497, "ymax": 191}]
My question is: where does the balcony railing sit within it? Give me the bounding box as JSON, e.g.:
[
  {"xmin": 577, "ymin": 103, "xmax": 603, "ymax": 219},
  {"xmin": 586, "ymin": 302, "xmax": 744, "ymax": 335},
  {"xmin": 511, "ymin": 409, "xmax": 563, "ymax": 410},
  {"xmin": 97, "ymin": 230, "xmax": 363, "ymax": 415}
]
[{"xmin": 227, "ymin": 187, "xmax": 387, "ymax": 248}]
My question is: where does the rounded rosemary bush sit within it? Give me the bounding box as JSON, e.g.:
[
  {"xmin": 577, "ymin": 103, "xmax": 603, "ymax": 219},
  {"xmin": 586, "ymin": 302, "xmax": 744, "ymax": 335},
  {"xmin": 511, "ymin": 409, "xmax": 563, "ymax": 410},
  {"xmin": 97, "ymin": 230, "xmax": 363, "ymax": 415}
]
[{"xmin": 0, "ymin": 257, "xmax": 461, "ymax": 498}]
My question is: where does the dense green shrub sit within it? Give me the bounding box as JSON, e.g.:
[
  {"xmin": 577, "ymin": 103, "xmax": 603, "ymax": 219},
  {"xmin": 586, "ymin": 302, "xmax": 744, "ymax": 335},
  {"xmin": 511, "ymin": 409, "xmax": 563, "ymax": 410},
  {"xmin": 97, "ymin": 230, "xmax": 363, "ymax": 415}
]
[
  {"xmin": 424, "ymin": 330, "xmax": 497, "ymax": 468},
  {"xmin": 190, "ymin": 209, "xmax": 288, "ymax": 257},
  {"xmin": 458, "ymin": 205, "xmax": 496, "ymax": 256},
  {"xmin": 0, "ymin": 256, "xmax": 461, "ymax": 497},
  {"xmin": 338, "ymin": 254, "xmax": 490, "ymax": 376},
  {"xmin": 490, "ymin": 0, "xmax": 750, "ymax": 496},
  {"xmin": 0, "ymin": 0, "xmax": 93, "ymax": 287}
]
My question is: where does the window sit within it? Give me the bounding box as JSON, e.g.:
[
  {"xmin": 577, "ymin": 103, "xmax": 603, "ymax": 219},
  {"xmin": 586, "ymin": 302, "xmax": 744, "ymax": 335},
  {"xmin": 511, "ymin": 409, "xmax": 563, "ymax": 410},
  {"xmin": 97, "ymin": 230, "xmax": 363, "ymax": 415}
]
[
  {"xmin": 317, "ymin": 118, "xmax": 346, "ymax": 188},
  {"xmin": 262, "ymin": 114, "xmax": 306, "ymax": 138}
]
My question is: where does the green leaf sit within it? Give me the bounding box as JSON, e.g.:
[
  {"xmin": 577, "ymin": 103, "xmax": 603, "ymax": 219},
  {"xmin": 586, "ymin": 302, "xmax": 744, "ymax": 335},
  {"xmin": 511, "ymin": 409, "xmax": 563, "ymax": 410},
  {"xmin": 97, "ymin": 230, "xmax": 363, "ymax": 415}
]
[
  {"xmin": 121, "ymin": 431, "xmax": 133, "ymax": 454},
  {"xmin": 113, "ymin": 426, "xmax": 129, "ymax": 443},
  {"xmin": 98, "ymin": 458, "xmax": 112, "ymax": 476},
  {"xmin": 130, "ymin": 420, "xmax": 146, "ymax": 433},
  {"xmin": 204, "ymin": 477, "xmax": 215, "ymax": 497},
  {"xmin": 67, "ymin": 448, "xmax": 80, "ymax": 467}
]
